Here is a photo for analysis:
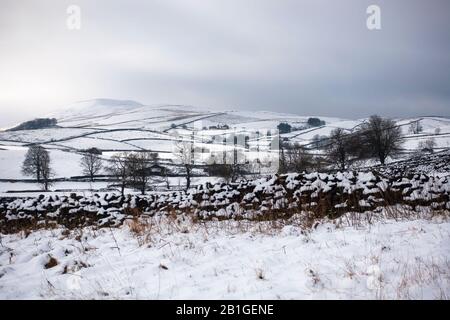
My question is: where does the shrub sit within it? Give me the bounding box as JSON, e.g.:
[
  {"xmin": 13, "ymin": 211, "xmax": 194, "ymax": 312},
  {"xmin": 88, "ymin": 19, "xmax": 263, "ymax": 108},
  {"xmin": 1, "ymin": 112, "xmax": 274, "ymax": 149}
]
[
  {"xmin": 8, "ymin": 118, "xmax": 57, "ymax": 131},
  {"xmin": 307, "ymin": 117, "xmax": 325, "ymax": 127},
  {"xmin": 277, "ymin": 122, "xmax": 292, "ymax": 134}
]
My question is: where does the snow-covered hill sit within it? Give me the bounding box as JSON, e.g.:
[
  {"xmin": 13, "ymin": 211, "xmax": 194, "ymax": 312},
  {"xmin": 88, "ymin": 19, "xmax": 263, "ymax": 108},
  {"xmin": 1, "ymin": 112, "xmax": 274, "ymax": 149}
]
[
  {"xmin": 1, "ymin": 100, "xmax": 449, "ymax": 300},
  {"xmin": 0, "ymin": 99, "xmax": 449, "ymax": 188}
]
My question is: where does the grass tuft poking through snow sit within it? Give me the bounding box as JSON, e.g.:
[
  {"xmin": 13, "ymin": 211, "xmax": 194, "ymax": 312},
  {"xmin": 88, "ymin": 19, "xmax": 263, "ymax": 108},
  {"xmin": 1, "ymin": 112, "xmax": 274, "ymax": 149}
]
[{"xmin": 44, "ymin": 256, "xmax": 58, "ymax": 269}]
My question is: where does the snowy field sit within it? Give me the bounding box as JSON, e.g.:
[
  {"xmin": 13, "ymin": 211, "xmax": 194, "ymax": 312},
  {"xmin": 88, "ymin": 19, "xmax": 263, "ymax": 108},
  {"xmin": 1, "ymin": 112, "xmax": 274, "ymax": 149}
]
[
  {"xmin": 1, "ymin": 99, "xmax": 450, "ymax": 188},
  {"xmin": 0, "ymin": 181, "xmax": 111, "ymax": 194},
  {"xmin": 0, "ymin": 213, "xmax": 448, "ymax": 299},
  {"xmin": 0, "ymin": 176, "xmax": 220, "ymax": 197},
  {"xmin": 1, "ymin": 99, "xmax": 449, "ymax": 300},
  {"xmin": 0, "ymin": 147, "xmax": 86, "ymax": 180}
]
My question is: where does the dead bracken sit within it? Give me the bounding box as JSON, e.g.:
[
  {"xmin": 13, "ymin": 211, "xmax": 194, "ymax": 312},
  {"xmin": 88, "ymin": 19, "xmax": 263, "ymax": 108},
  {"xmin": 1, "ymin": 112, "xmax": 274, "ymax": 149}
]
[{"xmin": 44, "ymin": 256, "xmax": 58, "ymax": 269}]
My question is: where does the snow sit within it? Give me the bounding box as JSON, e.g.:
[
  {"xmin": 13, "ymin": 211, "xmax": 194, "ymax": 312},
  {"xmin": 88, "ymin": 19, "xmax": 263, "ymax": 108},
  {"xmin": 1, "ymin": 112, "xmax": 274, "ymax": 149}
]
[
  {"xmin": 0, "ymin": 128, "xmax": 97, "ymax": 144},
  {"xmin": 50, "ymin": 137, "xmax": 140, "ymax": 151},
  {"xmin": 0, "ymin": 214, "xmax": 448, "ymax": 299},
  {"xmin": 397, "ymin": 117, "xmax": 450, "ymax": 135},
  {"xmin": 0, "ymin": 148, "xmax": 86, "ymax": 179},
  {"xmin": 1, "ymin": 100, "xmax": 450, "ymax": 300},
  {"xmin": 0, "ymin": 181, "xmax": 111, "ymax": 194},
  {"xmin": 1, "ymin": 100, "xmax": 449, "ymax": 187},
  {"xmin": 402, "ymin": 134, "xmax": 450, "ymax": 151},
  {"xmin": 0, "ymin": 176, "xmax": 219, "ymax": 196}
]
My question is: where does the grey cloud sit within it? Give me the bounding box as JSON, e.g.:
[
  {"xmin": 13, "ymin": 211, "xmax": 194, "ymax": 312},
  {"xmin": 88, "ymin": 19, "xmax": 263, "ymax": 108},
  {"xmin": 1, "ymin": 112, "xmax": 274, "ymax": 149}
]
[{"xmin": 0, "ymin": 0, "xmax": 449, "ymax": 127}]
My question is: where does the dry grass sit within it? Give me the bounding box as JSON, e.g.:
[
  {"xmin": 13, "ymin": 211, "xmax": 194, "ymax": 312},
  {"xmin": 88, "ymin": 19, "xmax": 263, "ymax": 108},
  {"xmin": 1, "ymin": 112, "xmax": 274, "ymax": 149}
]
[
  {"xmin": 44, "ymin": 255, "xmax": 58, "ymax": 269},
  {"xmin": 394, "ymin": 257, "xmax": 450, "ymax": 300},
  {"xmin": 119, "ymin": 205, "xmax": 450, "ymax": 249},
  {"xmin": 255, "ymin": 268, "xmax": 266, "ymax": 280},
  {"xmin": 308, "ymin": 269, "xmax": 322, "ymax": 288},
  {"xmin": 334, "ymin": 206, "xmax": 450, "ymax": 228}
]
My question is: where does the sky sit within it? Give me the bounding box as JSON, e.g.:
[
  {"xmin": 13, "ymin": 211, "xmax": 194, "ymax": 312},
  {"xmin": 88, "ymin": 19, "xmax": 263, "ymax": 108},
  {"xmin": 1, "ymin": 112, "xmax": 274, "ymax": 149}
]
[{"xmin": 1, "ymin": 0, "xmax": 449, "ymax": 127}]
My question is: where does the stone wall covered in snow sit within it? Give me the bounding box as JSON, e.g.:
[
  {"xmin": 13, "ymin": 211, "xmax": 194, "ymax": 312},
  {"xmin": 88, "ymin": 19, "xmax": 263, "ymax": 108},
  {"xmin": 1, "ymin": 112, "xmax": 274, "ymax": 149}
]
[{"xmin": 1, "ymin": 168, "xmax": 449, "ymax": 233}]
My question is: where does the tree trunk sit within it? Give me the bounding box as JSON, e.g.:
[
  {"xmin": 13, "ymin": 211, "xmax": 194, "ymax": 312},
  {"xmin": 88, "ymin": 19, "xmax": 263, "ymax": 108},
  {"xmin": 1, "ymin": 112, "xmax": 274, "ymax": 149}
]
[
  {"xmin": 379, "ymin": 153, "xmax": 386, "ymax": 165},
  {"xmin": 185, "ymin": 165, "xmax": 191, "ymax": 190},
  {"xmin": 340, "ymin": 152, "xmax": 346, "ymax": 171}
]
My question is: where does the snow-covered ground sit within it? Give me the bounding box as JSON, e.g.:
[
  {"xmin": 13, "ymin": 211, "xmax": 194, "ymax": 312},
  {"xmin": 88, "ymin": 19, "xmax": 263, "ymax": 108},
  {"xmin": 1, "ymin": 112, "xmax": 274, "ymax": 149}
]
[
  {"xmin": 0, "ymin": 147, "xmax": 86, "ymax": 180},
  {"xmin": 0, "ymin": 181, "xmax": 111, "ymax": 194},
  {"xmin": 0, "ymin": 213, "xmax": 448, "ymax": 299},
  {"xmin": 0, "ymin": 176, "xmax": 220, "ymax": 197},
  {"xmin": 1, "ymin": 100, "xmax": 449, "ymax": 300},
  {"xmin": 1, "ymin": 99, "xmax": 449, "ymax": 187},
  {"xmin": 0, "ymin": 99, "xmax": 450, "ymax": 179}
]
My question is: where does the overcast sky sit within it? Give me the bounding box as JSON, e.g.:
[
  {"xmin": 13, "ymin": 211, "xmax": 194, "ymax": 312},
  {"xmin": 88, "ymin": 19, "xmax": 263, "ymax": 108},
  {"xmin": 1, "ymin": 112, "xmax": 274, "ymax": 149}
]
[{"xmin": 1, "ymin": 0, "xmax": 449, "ymax": 127}]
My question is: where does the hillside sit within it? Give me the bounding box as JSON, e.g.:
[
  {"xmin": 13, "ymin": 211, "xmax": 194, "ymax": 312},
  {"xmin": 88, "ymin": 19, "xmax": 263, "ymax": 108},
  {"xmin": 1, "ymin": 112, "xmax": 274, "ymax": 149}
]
[
  {"xmin": 0, "ymin": 99, "xmax": 449, "ymax": 194},
  {"xmin": 1, "ymin": 100, "xmax": 449, "ymax": 300},
  {"xmin": 0, "ymin": 149, "xmax": 449, "ymax": 299}
]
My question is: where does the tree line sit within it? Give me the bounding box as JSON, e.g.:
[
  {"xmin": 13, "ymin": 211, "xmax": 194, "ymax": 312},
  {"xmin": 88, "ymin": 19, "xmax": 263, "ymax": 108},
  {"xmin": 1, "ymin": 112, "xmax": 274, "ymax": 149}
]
[
  {"xmin": 20, "ymin": 143, "xmax": 190, "ymax": 194},
  {"xmin": 278, "ymin": 115, "xmax": 436, "ymax": 173}
]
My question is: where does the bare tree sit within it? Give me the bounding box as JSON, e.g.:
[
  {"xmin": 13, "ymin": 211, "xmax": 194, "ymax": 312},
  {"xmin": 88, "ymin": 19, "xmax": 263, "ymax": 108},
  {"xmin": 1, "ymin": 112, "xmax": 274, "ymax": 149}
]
[
  {"xmin": 206, "ymin": 149, "xmax": 248, "ymax": 183},
  {"xmin": 106, "ymin": 153, "xmax": 130, "ymax": 196},
  {"xmin": 22, "ymin": 145, "xmax": 53, "ymax": 190},
  {"xmin": 164, "ymin": 174, "xmax": 171, "ymax": 190},
  {"xmin": 417, "ymin": 138, "xmax": 436, "ymax": 154},
  {"xmin": 40, "ymin": 155, "xmax": 53, "ymax": 191},
  {"xmin": 278, "ymin": 141, "xmax": 313, "ymax": 173},
  {"xmin": 310, "ymin": 156, "xmax": 328, "ymax": 172},
  {"xmin": 127, "ymin": 151, "xmax": 158, "ymax": 195},
  {"xmin": 278, "ymin": 139, "xmax": 288, "ymax": 174},
  {"xmin": 409, "ymin": 121, "xmax": 423, "ymax": 134},
  {"xmin": 359, "ymin": 115, "xmax": 403, "ymax": 165},
  {"xmin": 80, "ymin": 148, "xmax": 103, "ymax": 181},
  {"xmin": 174, "ymin": 140, "xmax": 194, "ymax": 190},
  {"xmin": 324, "ymin": 128, "xmax": 361, "ymax": 171},
  {"xmin": 311, "ymin": 134, "xmax": 320, "ymax": 149},
  {"xmin": 325, "ymin": 128, "xmax": 347, "ymax": 170},
  {"xmin": 284, "ymin": 143, "xmax": 313, "ymax": 172}
]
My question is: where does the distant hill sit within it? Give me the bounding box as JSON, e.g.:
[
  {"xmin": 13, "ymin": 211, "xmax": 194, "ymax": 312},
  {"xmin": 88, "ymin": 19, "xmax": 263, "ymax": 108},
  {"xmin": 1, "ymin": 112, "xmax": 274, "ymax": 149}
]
[{"xmin": 0, "ymin": 99, "xmax": 448, "ymax": 158}]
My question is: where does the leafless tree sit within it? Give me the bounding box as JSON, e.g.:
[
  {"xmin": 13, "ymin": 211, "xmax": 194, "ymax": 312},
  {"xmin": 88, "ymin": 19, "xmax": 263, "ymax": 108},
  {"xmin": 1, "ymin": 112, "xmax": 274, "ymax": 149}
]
[
  {"xmin": 174, "ymin": 140, "xmax": 195, "ymax": 190},
  {"xmin": 284, "ymin": 143, "xmax": 313, "ymax": 172},
  {"xmin": 417, "ymin": 138, "xmax": 436, "ymax": 154},
  {"xmin": 312, "ymin": 134, "xmax": 321, "ymax": 149},
  {"xmin": 278, "ymin": 141, "xmax": 313, "ymax": 173},
  {"xmin": 206, "ymin": 149, "xmax": 248, "ymax": 183},
  {"xmin": 22, "ymin": 145, "xmax": 53, "ymax": 190},
  {"xmin": 106, "ymin": 152, "xmax": 131, "ymax": 196},
  {"xmin": 280, "ymin": 141, "xmax": 291, "ymax": 172},
  {"xmin": 409, "ymin": 121, "xmax": 423, "ymax": 134},
  {"xmin": 324, "ymin": 128, "xmax": 361, "ymax": 171},
  {"xmin": 80, "ymin": 148, "xmax": 103, "ymax": 181},
  {"xmin": 359, "ymin": 115, "xmax": 403, "ymax": 165},
  {"xmin": 325, "ymin": 128, "xmax": 347, "ymax": 170},
  {"xmin": 127, "ymin": 151, "xmax": 158, "ymax": 195},
  {"xmin": 164, "ymin": 174, "xmax": 171, "ymax": 190},
  {"xmin": 310, "ymin": 156, "xmax": 328, "ymax": 172}
]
